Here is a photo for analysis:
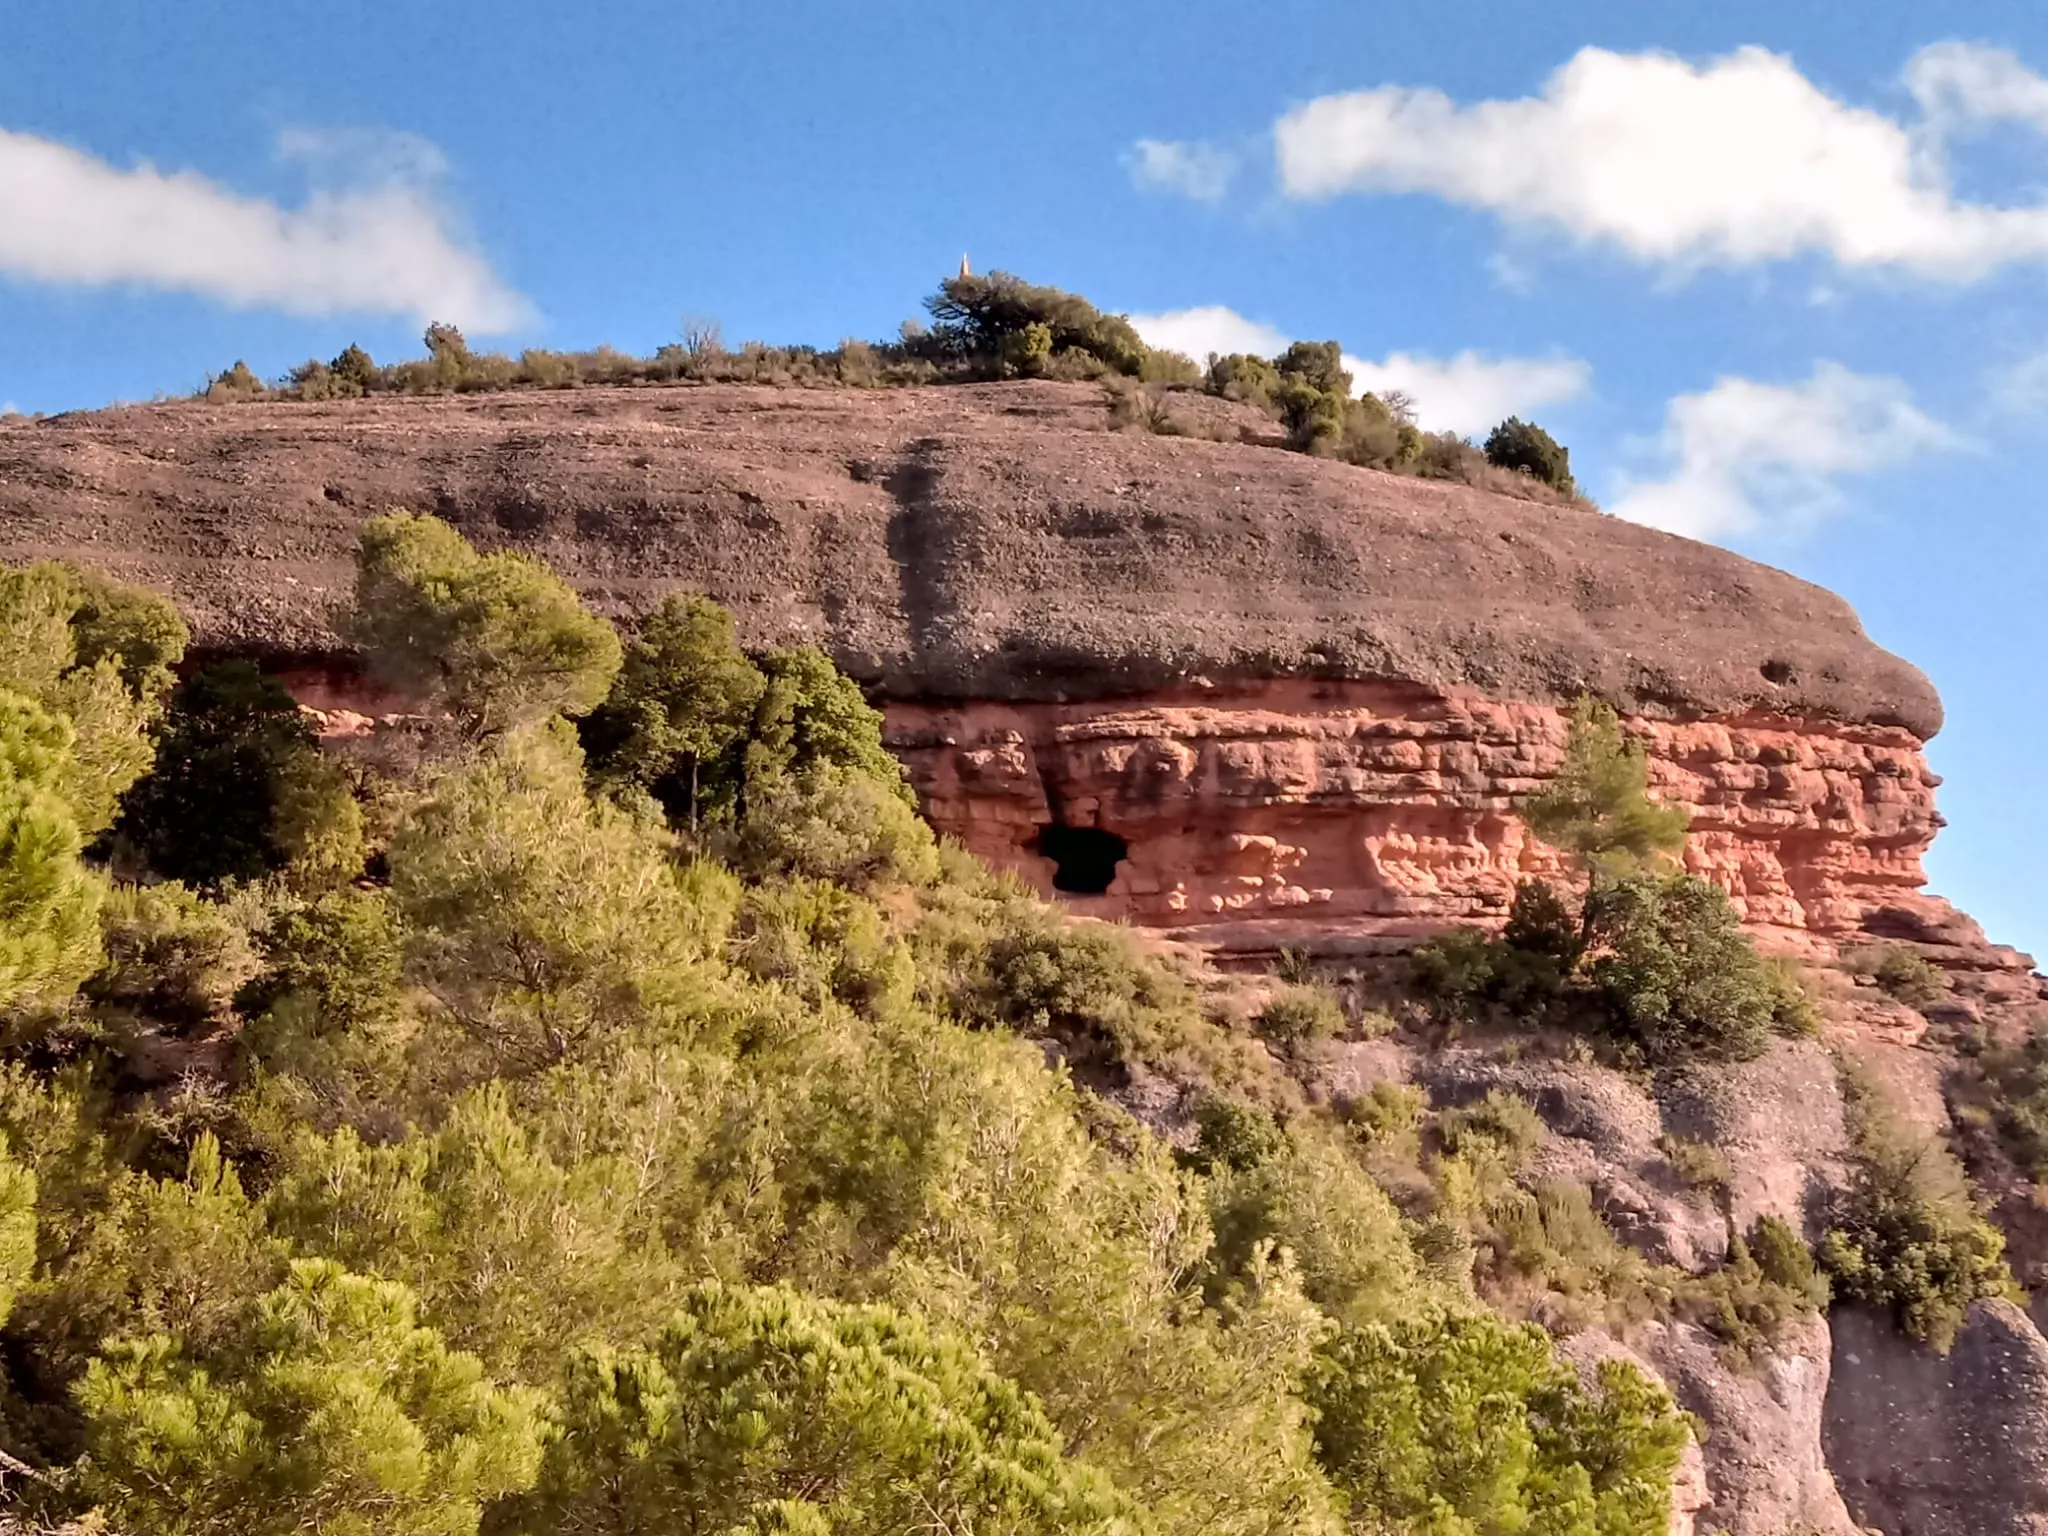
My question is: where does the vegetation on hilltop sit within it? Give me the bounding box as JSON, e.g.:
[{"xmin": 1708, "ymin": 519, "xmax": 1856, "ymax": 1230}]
[
  {"xmin": 0, "ymin": 520, "xmax": 1702, "ymax": 1532},
  {"xmin": 198, "ymin": 269, "xmax": 1591, "ymax": 508}
]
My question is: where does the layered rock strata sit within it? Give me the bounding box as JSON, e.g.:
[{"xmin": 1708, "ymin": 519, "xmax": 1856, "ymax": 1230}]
[
  {"xmin": 0, "ymin": 380, "xmax": 2014, "ymax": 963},
  {"xmin": 888, "ymin": 681, "xmax": 1947, "ymax": 955}
]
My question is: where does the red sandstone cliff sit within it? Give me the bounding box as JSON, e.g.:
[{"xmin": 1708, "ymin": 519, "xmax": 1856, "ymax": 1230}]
[{"xmin": 0, "ymin": 380, "xmax": 2020, "ymax": 967}]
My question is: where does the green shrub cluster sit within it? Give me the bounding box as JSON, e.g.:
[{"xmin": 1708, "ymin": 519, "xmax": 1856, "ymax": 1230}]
[
  {"xmin": 209, "ymin": 273, "xmax": 1588, "ymax": 508},
  {"xmin": 1413, "ymin": 699, "xmax": 1816, "ymax": 1063},
  {"xmin": 1819, "ymin": 1076, "xmax": 2015, "ymax": 1352},
  {"xmin": 0, "ymin": 528, "xmax": 1702, "ymax": 1535},
  {"xmin": 1841, "ymin": 943, "xmax": 1947, "ymax": 1010}
]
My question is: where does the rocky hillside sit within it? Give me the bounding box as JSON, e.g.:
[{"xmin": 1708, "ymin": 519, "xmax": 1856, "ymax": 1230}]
[
  {"xmin": 6, "ymin": 379, "xmax": 2048, "ymax": 1535},
  {"xmin": 0, "ymin": 381, "xmax": 1975, "ymax": 956}
]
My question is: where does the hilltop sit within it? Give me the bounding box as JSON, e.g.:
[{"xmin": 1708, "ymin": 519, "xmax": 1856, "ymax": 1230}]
[{"xmin": 0, "ymin": 379, "xmax": 1937, "ymax": 734}]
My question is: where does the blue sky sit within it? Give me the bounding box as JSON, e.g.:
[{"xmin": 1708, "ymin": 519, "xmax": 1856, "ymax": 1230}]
[{"xmin": 5, "ymin": 2, "xmax": 2048, "ymax": 957}]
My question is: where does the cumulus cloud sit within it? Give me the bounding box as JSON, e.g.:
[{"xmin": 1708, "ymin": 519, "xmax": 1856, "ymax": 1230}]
[
  {"xmin": 1273, "ymin": 42, "xmax": 2048, "ymax": 279},
  {"xmin": 1610, "ymin": 364, "xmax": 1957, "ymax": 541},
  {"xmin": 1126, "ymin": 304, "xmax": 1589, "ymax": 433},
  {"xmin": 1125, "ymin": 138, "xmax": 1238, "ymax": 202},
  {"xmin": 0, "ymin": 125, "xmax": 528, "ymax": 329},
  {"xmin": 1348, "ymin": 352, "xmax": 1589, "ymax": 436},
  {"xmin": 1126, "ymin": 304, "xmax": 1290, "ymax": 361}
]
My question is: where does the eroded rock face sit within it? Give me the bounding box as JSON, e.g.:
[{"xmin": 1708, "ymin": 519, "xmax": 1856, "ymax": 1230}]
[
  {"xmin": 1644, "ymin": 1314, "xmax": 1861, "ymax": 1536},
  {"xmin": 1826, "ymin": 1300, "xmax": 2048, "ymax": 1536},
  {"xmin": 888, "ymin": 682, "xmax": 1953, "ymax": 955}
]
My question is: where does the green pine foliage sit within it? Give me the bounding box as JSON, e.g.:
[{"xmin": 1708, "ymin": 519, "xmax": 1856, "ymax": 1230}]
[
  {"xmin": 0, "ymin": 526, "xmax": 1702, "ymax": 1535},
  {"xmin": 1523, "ymin": 699, "xmax": 1689, "ymax": 881},
  {"xmin": 347, "ymin": 511, "xmax": 623, "ymax": 736},
  {"xmin": 114, "ymin": 661, "xmax": 332, "ymax": 887},
  {"xmin": 1309, "ymin": 1308, "xmax": 1690, "ymax": 1536},
  {"xmin": 494, "ymin": 1281, "xmax": 1138, "ymax": 1535},
  {"xmin": 70, "ymin": 1258, "xmax": 548, "ymax": 1536},
  {"xmin": 0, "ymin": 691, "xmax": 105, "ymax": 1010},
  {"xmin": 1416, "ymin": 699, "xmax": 1805, "ymax": 1065}
]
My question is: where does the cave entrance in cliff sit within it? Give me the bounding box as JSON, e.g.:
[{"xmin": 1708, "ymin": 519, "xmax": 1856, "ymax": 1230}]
[{"xmin": 1036, "ymin": 825, "xmax": 1128, "ymax": 896}]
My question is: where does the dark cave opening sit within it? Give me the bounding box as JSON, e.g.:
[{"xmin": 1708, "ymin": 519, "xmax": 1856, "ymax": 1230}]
[{"xmin": 1036, "ymin": 824, "xmax": 1129, "ymax": 896}]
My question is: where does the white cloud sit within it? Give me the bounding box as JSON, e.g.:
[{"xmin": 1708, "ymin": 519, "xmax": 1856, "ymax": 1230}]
[
  {"xmin": 1610, "ymin": 363, "xmax": 1957, "ymax": 541},
  {"xmin": 0, "ymin": 402, "xmax": 19, "ymax": 418},
  {"xmin": 1126, "ymin": 304, "xmax": 1289, "ymax": 361},
  {"xmin": 1906, "ymin": 41, "xmax": 2048, "ymax": 135},
  {"xmin": 0, "ymin": 125, "xmax": 528, "ymax": 329},
  {"xmin": 1348, "ymin": 352, "xmax": 1589, "ymax": 436},
  {"xmin": 1126, "ymin": 304, "xmax": 1588, "ymax": 433},
  {"xmin": 1125, "ymin": 139, "xmax": 1238, "ymax": 202},
  {"xmin": 1273, "ymin": 42, "xmax": 2048, "ymax": 279}
]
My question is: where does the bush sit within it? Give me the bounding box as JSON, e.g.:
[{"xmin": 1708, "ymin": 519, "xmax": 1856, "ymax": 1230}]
[
  {"xmin": 346, "ymin": 512, "xmax": 623, "ymax": 736},
  {"xmin": 88, "ymin": 882, "xmax": 257, "ymax": 1036},
  {"xmin": 727, "ymin": 762, "xmax": 939, "ymax": 889},
  {"xmin": 1254, "ymin": 984, "xmax": 1345, "ymax": 1050},
  {"xmin": 1819, "ymin": 1081, "xmax": 2014, "ymax": 1351},
  {"xmin": 1440, "ymin": 1089, "xmax": 1548, "ymax": 1168},
  {"xmin": 1657, "ymin": 1134, "xmax": 1730, "ymax": 1195},
  {"xmin": 1309, "ymin": 1307, "xmax": 1690, "ymax": 1536},
  {"xmin": 115, "ymin": 662, "xmax": 322, "ymax": 887},
  {"xmin": 1588, "ymin": 874, "xmax": 1778, "ymax": 1062},
  {"xmin": 1686, "ymin": 1216, "xmax": 1829, "ymax": 1356},
  {"xmin": 492, "ymin": 1282, "xmax": 1132, "ymax": 1536},
  {"xmin": 0, "ymin": 692, "xmax": 104, "ymax": 1011},
  {"xmin": 1484, "ymin": 416, "xmax": 1576, "ymax": 494},
  {"xmin": 71, "ymin": 1258, "xmax": 547, "ymax": 1536},
  {"xmin": 924, "ymin": 271, "xmax": 1149, "ymax": 377},
  {"xmin": 1843, "ymin": 943, "xmax": 1947, "ymax": 1010},
  {"xmin": 1204, "ymin": 1121, "xmax": 1429, "ymax": 1323}
]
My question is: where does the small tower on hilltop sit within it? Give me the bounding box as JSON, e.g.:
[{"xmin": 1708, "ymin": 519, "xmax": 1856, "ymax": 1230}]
[{"xmin": 958, "ymin": 253, "xmax": 972, "ymax": 279}]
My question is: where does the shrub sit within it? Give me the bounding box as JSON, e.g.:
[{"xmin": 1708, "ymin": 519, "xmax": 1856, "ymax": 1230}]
[
  {"xmin": 1844, "ymin": 943, "xmax": 1947, "ymax": 1010},
  {"xmin": 1205, "ymin": 352, "xmax": 1281, "ymax": 408},
  {"xmin": 1254, "ymin": 984, "xmax": 1345, "ymax": 1050},
  {"xmin": 1340, "ymin": 1081, "xmax": 1427, "ymax": 1149},
  {"xmin": 969, "ymin": 917, "xmax": 1184, "ymax": 1070},
  {"xmin": 1440, "ymin": 1089, "xmax": 1548, "ymax": 1168},
  {"xmin": 1762, "ymin": 955, "xmax": 1824, "ymax": 1036},
  {"xmin": 346, "ymin": 512, "xmax": 623, "ymax": 736},
  {"xmin": 115, "ymin": 662, "xmax": 322, "ymax": 887},
  {"xmin": 924, "ymin": 271, "xmax": 1149, "ymax": 376},
  {"xmin": 1309, "ymin": 1308, "xmax": 1690, "ymax": 1536},
  {"xmin": 0, "ymin": 691, "xmax": 104, "ymax": 1011},
  {"xmin": 1276, "ymin": 374, "xmax": 1345, "ymax": 453},
  {"xmin": 726, "ymin": 763, "xmax": 940, "ymax": 889},
  {"xmin": 1411, "ymin": 925, "xmax": 1567, "ymax": 1018},
  {"xmin": 1819, "ymin": 1081, "xmax": 2014, "ymax": 1351},
  {"xmin": 1687, "ymin": 1216, "xmax": 1828, "ymax": 1356},
  {"xmin": 1981, "ymin": 1019, "xmax": 2048, "ymax": 1179},
  {"xmin": 1587, "ymin": 874, "xmax": 1778, "ymax": 1062},
  {"xmin": 88, "ymin": 882, "xmax": 257, "ymax": 1036},
  {"xmin": 1204, "ymin": 1120, "xmax": 1429, "ymax": 1322},
  {"xmin": 1502, "ymin": 878, "xmax": 1584, "ymax": 971},
  {"xmin": 1484, "ymin": 416, "xmax": 1576, "ymax": 494},
  {"xmin": 207, "ymin": 361, "xmax": 266, "ymax": 401},
  {"xmin": 71, "ymin": 1258, "xmax": 547, "ymax": 1536},
  {"xmin": 491, "ymin": 1282, "xmax": 1133, "ymax": 1536},
  {"xmin": 1658, "ymin": 1134, "xmax": 1731, "ymax": 1195}
]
